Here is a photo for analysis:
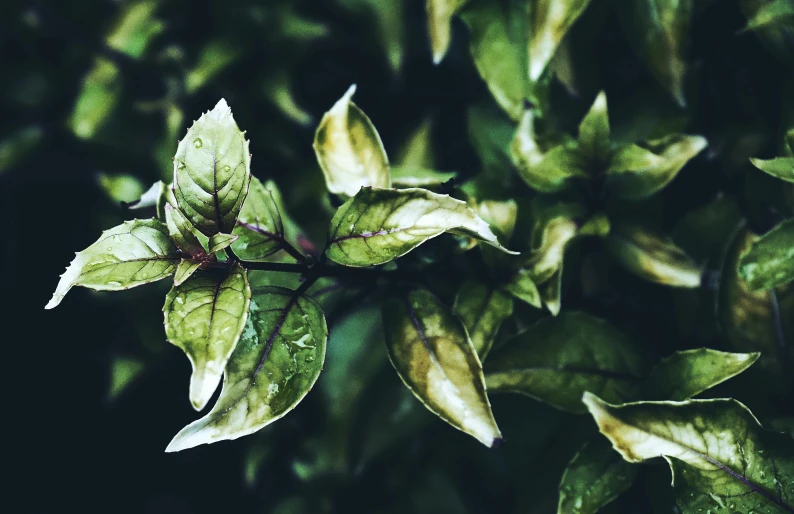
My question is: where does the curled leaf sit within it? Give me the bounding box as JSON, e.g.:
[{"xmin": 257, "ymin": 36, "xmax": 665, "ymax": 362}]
[
  {"xmin": 313, "ymin": 85, "xmax": 390, "ymax": 197},
  {"xmin": 46, "ymin": 219, "xmax": 179, "ymax": 309},
  {"xmin": 382, "ymin": 289, "xmax": 502, "ymax": 447}
]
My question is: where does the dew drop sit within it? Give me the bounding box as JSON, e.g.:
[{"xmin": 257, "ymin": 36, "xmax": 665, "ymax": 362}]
[
  {"xmin": 107, "ymin": 281, "xmax": 121, "ymax": 286},
  {"xmin": 193, "ymin": 138, "xmax": 202, "ymax": 148},
  {"xmin": 106, "ymin": 247, "xmax": 113, "ymax": 251},
  {"xmin": 223, "ymin": 165, "xmax": 231, "ymax": 172}
]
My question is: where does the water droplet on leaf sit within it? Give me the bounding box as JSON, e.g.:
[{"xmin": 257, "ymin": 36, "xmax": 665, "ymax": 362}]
[{"xmin": 193, "ymin": 138, "xmax": 202, "ymax": 148}]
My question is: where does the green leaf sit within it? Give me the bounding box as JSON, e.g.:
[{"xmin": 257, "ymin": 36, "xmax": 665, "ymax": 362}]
[
  {"xmin": 643, "ymin": 349, "xmax": 760, "ymax": 401},
  {"xmin": 485, "ymin": 312, "xmax": 645, "ymax": 413},
  {"xmin": 606, "ymin": 223, "xmax": 702, "ymax": 288},
  {"xmin": 382, "ymin": 289, "xmax": 502, "ymax": 447},
  {"xmin": 105, "ymin": 0, "xmax": 164, "ymax": 59},
  {"xmin": 69, "ymin": 57, "xmax": 120, "ymax": 140},
  {"xmin": 577, "ymin": 91, "xmax": 610, "ymax": 167},
  {"xmin": 503, "ymin": 269, "xmax": 542, "ymax": 308},
  {"xmin": 0, "ymin": 125, "xmax": 43, "ymax": 174},
  {"xmin": 124, "ymin": 180, "xmax": 167, "ymax": 215},
  {"xmin": 174, "ymin": 259, "xmax": 201, "ymax": 287},
  {"xmin": 511, "ymin": 111, "xmax": 585, "ymax": 193},
  {"xmin": 527, "ymin": 201, "xmax": 585, "ymax": 282},
  {"xmin": 606, "ymin": 135, "xmax": 707, "ymax": 199},
  {"xmin": 426, "ymin": 0, "xmax": 467, "ymax": 63},
  {"xmin": 185, "ymin": 40, "xmax": 239, "ymax": 94},
  {"xmin": 231, "ymin": 176, "xmax": 289, "ymax": 262},
  {"xmin": 583, "ymin": 394, "xmax": 794, "ymax": 513},
  {"xmin": 529, "ymin": 0, "xmax": 593, "ymax": 82},
  {"xmin": 96, "ymin": 172, "xmax": 145, "ymax": 204},
  {"xmin": 46, "ymin": 219, "xmax": 179, "ymax": 309},
  {"xmin": 557, "ymin": 438, "xmax": 638, "ymax": 514},
  {"xmin": 396, "ymin": 117, "xmax": 435, "ymax": 169},
  {"xmin": 173, "ymin": 99, "xmax": 252, "ymax": 236},
  {"xmin": 739, "ymin": 218, "xmax": 794, "ymax": 290},
  {"xmin": 208, "ymin": 233, "xmax": 238, "ymax": 254},
  {"xmin": 313, "ymin": 85, "xmax": 390, "ymax": 197},
  {"xmin": 165, "ymin": 203, "xmax": 206, "ymax": 258},
  {"xmin": 390, "ymin": 166, "xmax": 456, "ymax": 188},
  {"xmin": 460, "ymin": 0, "xmax": 531, "ymax": 120},
  {"xmin": 108, "ymin": 356, "xmax": 146, "ymax": 401},
  {"xmin": 163, "ymin": 265, "xmax": 251, "ymax": 410},
  {"xmin": 750, "ymin": 157, "xmax": 794, "ymax": 182},
  {"xmin": 743, "ymin": 0, "xmax": 794, "ymax": 31},
  {"xmin": 452, "ymin": 281, "xmax": 514, "ymax": 359},
  {"xmin": 166, "ymin": 286, "xmax": 327, "ymax": 451},
  {"xmin": 326, "ymin": 187, "xmax": 515, "ymax": 267},
  {"xmin": 617, "ymin": 0, "xmax": 692, "ymax": 106}
]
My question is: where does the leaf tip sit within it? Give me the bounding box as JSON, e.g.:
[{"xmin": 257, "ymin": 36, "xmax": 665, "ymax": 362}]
[{"xmin": 490, "ymin": 436, "xmax": 505, "ymax": 449}]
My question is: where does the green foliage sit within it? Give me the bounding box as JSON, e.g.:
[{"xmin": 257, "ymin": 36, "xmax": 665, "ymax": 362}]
[{"xmin": 32, "ymin": 0, "xmax": 794, "ymax": 511}]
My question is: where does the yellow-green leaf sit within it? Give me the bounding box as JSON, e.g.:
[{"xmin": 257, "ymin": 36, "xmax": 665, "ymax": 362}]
[
  {"xmin": 69, "ymin": 57, "xmax": 120, "ymax": 140},
  {"xmin": 105, "ymin": 0, "xmax": 164, "ymax": 59},
  {"xmin": 750, "ymin": 157, "xmax": 794, "ymax": 182},
  {"xmin": 185, "ymin": 40, "xmax": 239, "ymax": 94},
  {"xmin": 426, "ymin": 0, "xmax": 467, "ymax": 63},
  {"xmin": 529, "ymin": 0, "xmax": 593, "ymax": 81},
  {"xmin": 503, "ymin": 269, "xmax": 542, "ymax": 308},
  {"xmin": 46, "ymin": 219, "xmax": 179, "ymax": 309},
  {"xmin": 173, "ymin": 99, "xmax": 252, "ymax": 236},
  {"xmin": 163, "ymin": 265, "xmax": 251, "ymax": 410},
  {"xmin": 208, "ymin": 233, "xmax": 238, "ymax": 254},
  {"xmin": 174, "ymin": 259, "xmax": 201, "ymax": 287},
  {"xmin": 313, "ymin": 85, "xmax": 390, "ymax": 197},
  {"xmin": 382, "ymin": 289, "xmax": 502, "ymax": 447},
  {"xmin": 577, "ymin": 91, "xmax": 610, "ymax": 167},
  {"xmin": 326, "ymin": 187, "xmax": 515, "ymax": 267},
  {"xmin": 166, "ymin": 286, "xmax": 327, "ymax": 451}
]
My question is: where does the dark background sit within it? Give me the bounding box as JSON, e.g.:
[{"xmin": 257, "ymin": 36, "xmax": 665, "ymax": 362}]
[{"xmin": 3, "ymin": 0, "xmax": 792, "ymax": 512}]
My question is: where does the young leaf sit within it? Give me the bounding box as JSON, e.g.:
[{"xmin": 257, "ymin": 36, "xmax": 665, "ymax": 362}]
[
  {"xmin": 577, "ymin": 91, "xmax": 610, "ymax": 167},
  {"xmin": 326, "ymin": 187, "xmax": 515, "ymax": 267},
  {"xmin": 184, "ymin": 40, "xmax": 239, "ymax": 94},
  {"xmin": 750, "ymin": 157, "xmax": 794, "ymax": 183},
  {"xmin": 557, "ymin": 438, "xmax": 638, "ymax": 514},
  {"xmin": 208, "ymin": 233, "xmax": 238, "ymax": 254},
  {"xmin": 230, "ymin": 176, "xmax": 291, "ymax": 262},
  {"xmin": 173, "ymin": 260, "xmax": 200, "ymax": 287},
  {"xmin": 460, "ymin": 0, "xmax": 531, "ymax": 120},
  {"xmin": 606, "ymin": 223, "xmax": 702, "ymax": 288},
  {"xmin": 165, "ymin": 203, "xmax": 206, "ymax": 258},
  {"xmin": 381, "ymin": 289, "xmax": 502, "ymax": 447},
  {"xmin": 738, "ymin": 218, "xmax": 794, "ymax": 290},
  {"xmin": 166, "ymin": 287, "xmax": 327, "ymax": 451},
  {"xmin": 503, "ymin": 269, "xmax": 542, "ymax": 308},
  {"xmin": 172, "ymin": 99, "xmax": 252, "ymax": 236},
  {"xmin": 485, "ymin": 312, "xmax": 645, "ymax": 413},
  {"xmin": 163, "ymin": 265, "xmax": 251, "ymax": 411},
  {"xmin": 643, "ymin": 349, "xmax": 760, "ymax": 401},
  {"xmin": 46, "ymin": 219, "xmax": 179, "ymax": 309},
  {"xmin": 616, "ymin": 0, "xmax": 692, "ymax": 106},
  {"xmin": 529, "ymin": 0, "xmax": 593, "ymax": 82},
  {"xmin": 606, "ymin": 134, "xmax": 707, "ymax": 199},
  {"xmin": 313, "ymin": 85, "xmax": 390, "ymax": 197},
  {"xmin": 452, "ymin": 281, "xmax": 514, "ymax": 359},
  {"xmin": 583, "ymin": 394, "xmax": 794, "ymax": 513},
  {"xmin": 512, "ymin": 111, "xmax": 586, "ymax": 193},
  {"xmin": 426, "ymin": 0, "xmax": 468, "ymax": 64}
]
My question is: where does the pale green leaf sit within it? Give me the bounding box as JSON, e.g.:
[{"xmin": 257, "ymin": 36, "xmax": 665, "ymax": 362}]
[
  {"xmin": 69, "ymin": 57, "xmax": 120, "ymax": 140},
  {"xmin": 606, "ymin": 135, "xmax": 707, "ymax": 199},
  {"xmin": 96, "ymin": 172, "xmax": 145, "ymax": 204},
  {"xmin": 46, "ymin": 219, "xmax": 179, "ymax": 309},
  {"xmin": 426, "ymin": 0, "xmax": 467, "ymax": 63},
  {"xmin": 163, "ymin": 264, "xmax": 251, "ymax": 410},
  {"xmin": 577, "ymin": 91, "xmax": 610, "ymax": 167},
  {"xmin": 0, "ymin": 125, "xmax": 42, "ymax": 174},
  {"xmin": 617, "ymin": 0, "xmax": 692, "ymax": 106},
  {"xmin": 460, "ymin": 0, "xmax": 531, "ymax": 120},
  {"xmin": 174, "ymin": 259, "xmax": 201, "ymax": 287},
  {"xmin": 557, "ymin": 438, "xmax": 638, "ymax": 514},
  {"xmin": 750, "ymin": 157, "xmax": 794, "ymax": 182},
  {"xmin": 105, "ymin": 0, "xmax": 164, "ymax": 59},
  {"xmin": 165, "ymin": 203, "xmax": 206, "ymax": 258},
  {"xmin": 529, "ymin": 0, "xmax": 593, "ymax": 81},
  {"xmin": 208, "ymin": 233, "xmax": 238, "ymax": 254},
  {"xmin": 583, "ymin": 394, "xmax": 794, "ymax": 513},
  {"xmin": 503, "ymin": 269, "xmax": 542, "ymax": 308},
  {"xmin": 453, "ymin": 281, "xmax": 514, "ymax": 359},
  {"xmin": 185, "ymin": 40, "xmax": 239, "ymax": 94},
  {"xmin": 739, "ymin": 218, "xmax": 794, "ymax": 290},
  {"xmin": 391, "ymin": 166, "xmax": 456, "ymax": 188},
  {"xmin": 173, "ymin": 98, "xmax": 252, "ymax": 236},
  {"xmin": 230, "ymin": 176, "xmax": 289, "ymax": 262},
  {"xmin": 512, "ymin": 111, "xmax": 586, "ymax": 193},
  {"xmin": 166, "ymin": 287, "xmax": 327, "ymax": 451},
  {"xmin": 606, "ymin": 223, "xmax": 702, "ymax": 287},
  {"xmin": 643, "ymin": 349, "xmax": 760, "ymax": 401},
  {"xmin": 326, "ymin": 187, "xmax": 515, "ymax": 267},
  {"xmin": 125, "ymin": 180, "xmax": 168, "ymax": 219},
  {"xmin": 382, "ymin": 289, "xmax": 502, "ymax": 447},
  {"xmin": 313, "ymin": 85, "xmax": 390, "ymax": 197},
  {"xmin": 743, "ymin": 0, "xmax": 794, "ymax": 31},
  {"xmin": 485, "ymin": 312, "xmax": 645, "ymax": 413}
]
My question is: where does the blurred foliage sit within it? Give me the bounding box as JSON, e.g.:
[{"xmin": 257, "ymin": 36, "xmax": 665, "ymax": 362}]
[{"xmin": 6, "ymin": 0, "xmax": 794, "ymax": 512}]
